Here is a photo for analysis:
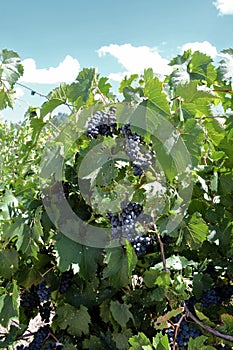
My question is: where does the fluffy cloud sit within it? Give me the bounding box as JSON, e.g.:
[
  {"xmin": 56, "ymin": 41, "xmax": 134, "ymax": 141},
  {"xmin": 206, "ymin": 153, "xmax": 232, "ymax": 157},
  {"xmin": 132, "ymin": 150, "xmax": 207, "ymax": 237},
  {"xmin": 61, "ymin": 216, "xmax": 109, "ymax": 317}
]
[
  {"xmin": 213, "ymin": 0, "xmax": 233, "ymax": 15},
  {"xmin": 180, "ymin": 41, "xmax": 218, "ymax": 58},
  {"xmin": 14, "ymin": 87, "xmax": 24, "ymax": 99},
  {"xmin": 97, "ymin": 44, "xmax": 172, "ymax": 81},
  {"xmin": 20, "ymin": 55, "xmax": 80, "ymax": 84}
]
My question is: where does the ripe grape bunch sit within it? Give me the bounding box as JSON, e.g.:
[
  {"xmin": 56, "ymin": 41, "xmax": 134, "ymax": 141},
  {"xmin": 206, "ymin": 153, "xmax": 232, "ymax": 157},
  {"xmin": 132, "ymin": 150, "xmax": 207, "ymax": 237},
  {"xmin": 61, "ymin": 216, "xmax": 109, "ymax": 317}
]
[
  {"xmin": 167, "ymin": 315, "xmax": 202, "ymax": 350},
  {"xmin": 120, "ymin": 123, "xmax": 153, "ymax": 176},
  {"xmin": 20, "ymin": 281, "xmax": 52, "ymax": 324},
  {"xmin": 107, "ymin": 201, "xmax": 143, "ymax": 241},
  {"xmin": 86, "ymin": 107, "xmax": 154, "ymax": 177},
  {"xmin": 107, "ymin": 201, "xmax": 155, "ymax": 255},
  {"xmin": 59, "ymin": 269, "xmax": 74, "ymax": 294},
  {"xmin": 132, "ymin": 234, "xmax": 157, "ymax": 256},
  {"xmin": 36, "ymin": 281, "xmax": 51, "ymax": 303},
  {"xmin": 86, "ymin": 107, "xmax": 117, "ymax": 138},
  {"xmin": 16, "ymin": 325, "xmax": 50, "ymax": 350},
  {"xmin": 20, "ymin": 286, "xmax": 40, "ymax": 318}
]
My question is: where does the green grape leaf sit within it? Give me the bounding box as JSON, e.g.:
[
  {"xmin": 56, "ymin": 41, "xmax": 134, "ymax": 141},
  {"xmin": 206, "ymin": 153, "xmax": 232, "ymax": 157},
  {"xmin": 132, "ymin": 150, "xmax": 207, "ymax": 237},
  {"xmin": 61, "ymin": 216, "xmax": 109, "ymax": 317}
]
[
  {"xmin": 0, "ymin": 89, "xmax": 15, "ymax": 109},
  {"xmin": 187, "ymin": 336, "xmax": 215, "ymax": 350},
  {"xmin": 181, "ymin": 118, "xmax": 205, "ymax": 166},
  {"xmin": 0, "ymin": 294, "xmax": 18, "ymax": 328},
  {"xmin": 0, "ymin": 189, "xmax": 18, "ymax": 220},
  {"xmin": 110, "ymin": 300, "xmax": 134, "ymax": 328},
  {"xmin": 95, "ymin": 160, "xmax": 119, "ymax": 186},
  {"xmin": 67, "ymin": 67, "xmax": 96, "ymax": 102},
  {"xmin": 143, "ymin": 69, "xmax": 170, "ymax": 117},
  {"xmin": 32, "ymin": 206, "xmax": 44, "ymax": 243},
  {"xmin": 0, "ymin": 49, "xmax": 24, "ymax": 85},
  {"xmin": 0, "ymin": 249, "xmax": 18, "ymax": 279},
  {"xmin": 54, "ymin": 304, "xmax": 91, "ymax": 337},
  {"xmin": 97, "ymin": 77, "xmax": 112, "ymax": 98},
  {"xmin": 55, "ymin": 233, "xmax": 102, "ymax": 278},
  {"xmin": 144, "ymin": 270, "xmax": 170, "ymax": 289},
  {"xmin": 185, "ymin": 213, "xmax": 208, "ymax": 249},
  {"xmin": 203, "ymin": 118, "xmax": 225, "ymax": 146},
  {"xmin": 103, "ymin": 246, "xmax": 136, "ymax": 289},
  {"xmin": 129, "ymin": 332, "xmax": 152, "ymax": 349},
  {"xmin": 40, "ymin": 83, "xmax": 68, "ymax": 118},
  {"xmin": 113, "ymin": 329, "xmax": 133, "ymax": 350},
  {"xmin": 218, "ymin": 50, "xmax": 233, "ymax": 83},
  {"xmin": 152, "ymin": 255, "xmax": 197, "ymax": 271},
  {"xmin": 217, "ymin": 314, "xmax": 233, "ymax": 335},
  {"xmin": 188, "ymin": 51, "xmax": 215, "ymax": 83},
  {"xmin": 119, "ymin": 74, "xmax": 139, "ymax": 93},
  {"xmin": 193, "ymin": 273, "xmax": 213, "ymax": 299},
  {"xmin": 152, "ymin": 332, "xmax": 170, "ymax": 350},
  {"xmin": 83, "ymin": 335, "xmax": 105, "ymax": 350}
]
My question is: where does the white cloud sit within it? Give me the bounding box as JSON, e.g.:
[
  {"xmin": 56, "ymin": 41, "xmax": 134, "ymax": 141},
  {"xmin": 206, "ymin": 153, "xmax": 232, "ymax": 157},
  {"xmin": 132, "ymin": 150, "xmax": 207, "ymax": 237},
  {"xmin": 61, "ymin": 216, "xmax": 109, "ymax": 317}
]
[
  {"xmin": 20, "ymin": 55, "xmax": 80, "ymax": 84},
  {"xmin": 97, "ymin": 44, "xmax": 172, "ymax": 81},
  {"xmin": 180, "ymin": 41, "xmax": 218, "ymax": 58},
  {"xmin": 108, "ymin": 71, "xmax": 129, "ymax": 82},
  {"xmin": 213, "ymin": 0, "xmax": 233, "ymax": 15},
  {"xmin": 14, "ymin": 87, "xmax": 24, "ymax": 99}
]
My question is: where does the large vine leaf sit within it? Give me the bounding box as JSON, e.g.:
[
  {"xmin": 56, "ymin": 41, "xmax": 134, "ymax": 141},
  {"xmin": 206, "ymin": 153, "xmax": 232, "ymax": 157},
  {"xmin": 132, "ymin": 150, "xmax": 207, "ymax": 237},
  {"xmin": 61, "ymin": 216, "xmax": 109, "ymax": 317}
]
[
  {"xmin": 103, "ymin": 245, "xmax": 136, "ymax": 289},
  {"xmin": 54, "ymin": 304, "xmax": 91, "ymax": 337},
  {"xmin": 143, "ymin": 68, "xmax": 170, "ymax": 117},
  {"xmin": 184, "ymin": 213, "xmax": 209, "ymax": 249},
  {"xmin": 55, "ymin": 233, "xmax": 102, "ymax": 278},
  {"xmin": 110, "ymin": 300, "xmax": 134, "ymax": 328},
  {"xmin": 0, "ymin": 294, "xmax": 18, "ymax": 328},
  {"xmin": 129, "ymin": 332, "xmax": 152, "ymax": 349},
  {"xmin": 40, "ymin": 83, "xmax": 68, "ymax": 118},
  {"xmin": 0, "ymin": 249, "xmax": 18, "ymax": 279},
  {"xmin": 0, "ymin": 49, "xmax": 23, "ymax": 86}
]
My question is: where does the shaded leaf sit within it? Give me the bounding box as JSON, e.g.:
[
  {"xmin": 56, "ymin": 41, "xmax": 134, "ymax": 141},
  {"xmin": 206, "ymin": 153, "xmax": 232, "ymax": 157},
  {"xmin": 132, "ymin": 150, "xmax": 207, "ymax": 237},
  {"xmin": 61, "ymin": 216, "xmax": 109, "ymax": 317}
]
[{"xmin": 55, "ymin": 304, "xmax": 90, "ymax": 336}]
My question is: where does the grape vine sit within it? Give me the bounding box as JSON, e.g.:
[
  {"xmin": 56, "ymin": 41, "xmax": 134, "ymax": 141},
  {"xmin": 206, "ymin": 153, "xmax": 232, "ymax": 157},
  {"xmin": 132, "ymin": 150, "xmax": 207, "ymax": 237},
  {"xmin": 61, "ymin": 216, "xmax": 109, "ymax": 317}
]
[{"xmin": 0, "ymin": 48, "xmax": 233, "ymax": 350}]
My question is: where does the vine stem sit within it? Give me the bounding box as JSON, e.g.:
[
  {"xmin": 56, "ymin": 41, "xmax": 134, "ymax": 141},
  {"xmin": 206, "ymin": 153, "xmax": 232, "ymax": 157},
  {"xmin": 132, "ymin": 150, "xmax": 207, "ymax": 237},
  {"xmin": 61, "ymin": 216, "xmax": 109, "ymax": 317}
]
[
  {"xmin": 185, "ymin": 304, "xmax": 233, "ymax": 342},
  {"xmin": 150, "ymin": 223, "xmax": 168, "ymax": 272},
  {"xmin": 157, "ymin": 233, "xmax": 168, "ymax": 272},
  {"xmin": 172, "ymin": 313, "xmax": 186, "ymax": 350}
]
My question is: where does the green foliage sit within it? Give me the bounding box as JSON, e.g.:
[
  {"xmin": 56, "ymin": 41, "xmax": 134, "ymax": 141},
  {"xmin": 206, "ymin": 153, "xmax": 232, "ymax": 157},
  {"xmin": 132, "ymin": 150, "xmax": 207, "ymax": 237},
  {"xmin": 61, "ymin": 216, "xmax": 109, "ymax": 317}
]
[{"xmin": 0, "ymin": 48, "xmax": 233, "ymax": 350}]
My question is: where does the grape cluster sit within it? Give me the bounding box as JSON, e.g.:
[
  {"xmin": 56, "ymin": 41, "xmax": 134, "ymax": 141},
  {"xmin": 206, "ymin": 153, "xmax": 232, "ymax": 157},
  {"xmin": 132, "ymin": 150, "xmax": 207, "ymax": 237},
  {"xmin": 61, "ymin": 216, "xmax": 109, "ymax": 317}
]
[
  {"xmin": 16, "ymin": 325, "xmax": 50, "ymax": 350},
  {"xmin": 20, "ymin": 281, "xmax": 52, "ymax": 326},
  {"xmin": 59, "ymin": 270, "xmax": 74, "ymax": 294},
  {"xmin": 39, "ymin": 301, "xmax": 52, "ymax": 323},
  {"xmin": 185, "ymin": 284, "xmax": 233, "ymax": 311},
  {"xmin": 132, "ymin": 234, "xmax": 157, "ymax": 256},
  {"xmin": 86, "ymin": 107, "xmax": 117, "ymax": 138},
  {"xmin": 107, "ymin": 201, "xmax": 143, "ymax": 241},
  {"xmin": 20, "ymin": 286, "xmax": 40, "ymax": 317},
  {"xmin": 36, "ymin": 281, "xmax": 51, "ymax": 303},
  {"xmin": 120, "ymin": 123, "xmax": 153, "ymax": 176},
  {"xmin": 167, "ymin": 316, "xmax": 202, "ymax": 350},
  {"xmin": 199, "ymin": 288, "xmax": 221, "ymax": 307}
]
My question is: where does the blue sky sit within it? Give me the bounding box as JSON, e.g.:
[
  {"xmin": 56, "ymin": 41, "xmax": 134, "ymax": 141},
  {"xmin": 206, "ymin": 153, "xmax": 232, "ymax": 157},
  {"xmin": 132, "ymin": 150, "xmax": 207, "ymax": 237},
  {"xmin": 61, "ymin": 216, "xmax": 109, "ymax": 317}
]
[{"xmin": 1, "ymin": 0, "xmax": 233, "ymax": 122}]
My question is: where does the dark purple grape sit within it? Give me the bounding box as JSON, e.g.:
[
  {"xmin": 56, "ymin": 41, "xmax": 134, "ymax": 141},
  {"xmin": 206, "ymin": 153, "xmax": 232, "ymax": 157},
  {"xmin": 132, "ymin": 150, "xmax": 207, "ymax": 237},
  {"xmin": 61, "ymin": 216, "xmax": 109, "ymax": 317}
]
[
  {"xmin": 86, "ymin": 108, "xmax": 116, "ymax": 138},
  {"xmin": 59, "ymin": 270, "xmax": 74, "ymax": 294},
  {"xmin": 36, "ymin": 281, "xmax": 50, "ymax": 303}
]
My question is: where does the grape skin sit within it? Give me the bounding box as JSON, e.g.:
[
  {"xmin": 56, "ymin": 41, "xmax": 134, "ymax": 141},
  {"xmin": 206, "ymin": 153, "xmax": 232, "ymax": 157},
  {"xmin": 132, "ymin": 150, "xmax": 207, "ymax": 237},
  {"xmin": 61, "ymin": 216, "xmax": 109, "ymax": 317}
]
[
  {"xmin": 167, "ymin": 316, "xmax": 202, "ymax": 350},
  {"xmin": 86, "ymin": 108, "xmax": 117, "ymax": 138},
  {"xmin": 59, "ymin": 270, "xmax": 74, "ymax": 294},
  {"xmin": 16, "ymin": 325, "xmax": 50, "ymax": 350},
  {"xmin": 107, "ymin": 202, "xmax": 142, "ymax": 242},
  {"xmin": 132, "ymin": 234, "xmax": 157, "ymax": 256},
  {"xmin": 121, "ymin": 123, "xmax": 153, "ymax": 176},
  {"xmin": 36, "ymin": 281, "xmax": 51, "ymax": 303}
]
